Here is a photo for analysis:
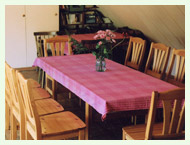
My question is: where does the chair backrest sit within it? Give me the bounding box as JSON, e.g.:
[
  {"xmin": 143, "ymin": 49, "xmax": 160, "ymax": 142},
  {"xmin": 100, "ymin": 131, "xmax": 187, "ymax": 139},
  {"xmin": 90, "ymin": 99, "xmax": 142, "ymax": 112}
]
[
  {"xmin": 165, "ymin": 48, "xmax": 185, "ymax": 87},
  {"xmin": 44, "ymin": 36, "xmax": 72, "ymax": 57},
  {"xmin": 144, "ymin": 43, "xmax": 170, "ymax": 79},
  {"xmin": 17, "ymin": 72, "xmax": 42, "ymax": 139},
  {"xmin": 34, "ymin": 31, "xmax": 57, "ymax": 57},
  {"xmin": 5, "ymin": 62, "xmax": 24, "ymax": 116},
  {"xmin": 145, "ymin": 88, "xmax": 185, "ymax": 140},
  {"xmin": 5, "ymin": 63, "xmax": 11, "ymax": 105},
  {"xmin": 124, "ymin": 36, "xmax": 146, "ymax": 70}
]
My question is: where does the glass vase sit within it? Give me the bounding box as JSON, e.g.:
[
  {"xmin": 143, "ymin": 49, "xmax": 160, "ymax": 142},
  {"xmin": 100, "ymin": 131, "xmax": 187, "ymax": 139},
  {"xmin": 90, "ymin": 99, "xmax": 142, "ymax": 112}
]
[{"xmin": 96, "ymin": 58, "xmax": 106, "ymax": 72}]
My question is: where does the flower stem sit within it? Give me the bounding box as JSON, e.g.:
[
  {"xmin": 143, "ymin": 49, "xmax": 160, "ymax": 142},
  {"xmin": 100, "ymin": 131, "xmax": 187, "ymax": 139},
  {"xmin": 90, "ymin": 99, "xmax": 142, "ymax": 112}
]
[{"xmin": 111, "ymin": 36, "xmax": 126, "ymax": 50}]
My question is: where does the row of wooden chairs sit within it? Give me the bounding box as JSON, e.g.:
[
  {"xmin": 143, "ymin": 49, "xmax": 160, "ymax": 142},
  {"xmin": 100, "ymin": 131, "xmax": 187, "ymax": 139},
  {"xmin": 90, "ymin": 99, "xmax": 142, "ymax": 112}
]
[
  {"xmin": 5, "ymin": 62, "xmax": 86, "ymax": 140},
  {"xmin": 124, "ymin": 36, "xmax": 185, "ymax": 88},
  {"xmin": 123, "ymin": 37, "xmax": 185, "ymax": 140}
]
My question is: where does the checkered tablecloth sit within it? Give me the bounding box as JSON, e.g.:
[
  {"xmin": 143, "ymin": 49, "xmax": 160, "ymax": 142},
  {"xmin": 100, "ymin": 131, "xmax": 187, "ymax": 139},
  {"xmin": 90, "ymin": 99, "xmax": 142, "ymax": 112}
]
[
  {"xmin": 71, "ymin": 32, "xmax": 124, "ymax": 43},
  {"xmin": 33, "ymin": 54, "xmax": 178, "ymax": 120}
]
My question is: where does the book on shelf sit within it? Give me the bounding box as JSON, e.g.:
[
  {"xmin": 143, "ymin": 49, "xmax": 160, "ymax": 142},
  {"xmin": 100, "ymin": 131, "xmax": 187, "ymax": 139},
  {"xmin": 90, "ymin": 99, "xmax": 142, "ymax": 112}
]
[{"xmin": 66, "ymin": 14, "xmax": 83, "ymax": 24}]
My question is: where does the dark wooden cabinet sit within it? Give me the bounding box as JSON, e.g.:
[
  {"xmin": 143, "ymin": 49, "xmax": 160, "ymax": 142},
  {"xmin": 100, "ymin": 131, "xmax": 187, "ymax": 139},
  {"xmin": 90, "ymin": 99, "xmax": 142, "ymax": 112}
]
[{"xmin": 59, "ymin": 5, "xmax": 115, "ymax": 34}]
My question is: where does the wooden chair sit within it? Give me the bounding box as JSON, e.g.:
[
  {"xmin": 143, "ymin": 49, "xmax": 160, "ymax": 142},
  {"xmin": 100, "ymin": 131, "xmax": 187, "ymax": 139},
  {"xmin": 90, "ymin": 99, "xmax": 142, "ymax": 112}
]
[
  {"xmin": 17, "ymin": 73, "xmax": 86, "ymax": 140},
  {"xmin": 34, "ymin": 31, "xmax": 57, "ymax": 58},
  {"xmin": 34, "ymin": 31, "xmax": 57, "ymax": 88},
  {"xmin": 165, "ymin": 48, "xmax": 185, "ymax": 87},
  {"xmin": 5, "ymin": 67, "xmax": 12, "ymax": 133},
  {"xmin": 124, "ymin": 36, "xmax": 146, "ymax": 70},
  {"xmin": 5, "ymin": 62, "xmax": 29, "ymax": 140},
  {"xmin": 5, "ymin": 65, "xmax": 42, "ymax": 139},
  {"xmin": 5, "ymin": 62, "xmax": 64, "ymax": 140},
  {"xmin": 44, "ymin": 36, "xmax": 72, "ymax": 57},
  {"xmin": 44, "ymin": 36, "xmax": 72, "ymax": 100},
  {"xmin": 144, "ymin": 42, "xmax": 170, "ymax": 79},
  {"xmin": 122, "ymin": 88, "xmax": 185, "ymax": 140}
]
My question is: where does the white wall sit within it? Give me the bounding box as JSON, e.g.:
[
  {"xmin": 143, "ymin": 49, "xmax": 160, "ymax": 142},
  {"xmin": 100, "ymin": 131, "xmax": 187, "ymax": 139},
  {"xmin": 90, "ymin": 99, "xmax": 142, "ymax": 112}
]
[
  {"xmin": 5, "ymin": 5, "xmax": 27, "ymax": 67},
  {"xmin": 25, "ymin": 5, "xmax": 59, "ymax": 66},
  {"xmin": 5, "ymin": 5, "xmax": 59, "ymax": 68}
]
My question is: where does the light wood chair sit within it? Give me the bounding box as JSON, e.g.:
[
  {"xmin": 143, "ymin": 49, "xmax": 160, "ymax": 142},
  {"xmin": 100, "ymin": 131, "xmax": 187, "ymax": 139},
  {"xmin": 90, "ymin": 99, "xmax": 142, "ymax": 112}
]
[
  {"xmin": 124, "ymin": 36, "xmax": 146, "ymax": 70},
  {"xmin": 5, "ymin": 65, "xmax": 42, "ymax": 139},
  {"xmin": 122, "ymin": 88, "xmax": 185, "ymax": 140},
  {"xmin": 5, "ymin": 62, "xmax": 64, "ymax": 140},
  {"xmin": 44, "ymin": 36, "xmax": 72, "ymax": 57},
  {"xmin": 34, "ymin": 31, "xmax": 57, "ymax": 58},
  {"xmin": 165, "ymin": 48, "xmax": 185, "ymax": 88},
  {"xmin": 5, "ymin": 62, "xmax": 29, "ymax": 140},
  {"xmin": 34, "ymin": 31, "xmax": 57, "ymax": 88},
  {"xmin": 17, "ymin": 73, "xmax": 86, "ymax": 140},
  {"xmin": 5, "ymin": 67, "xmax": 12, "ymax": 132},
  {"xmin": 44, "ymin": 36, "xmax": 72, "ymax": 100},
  {"xmin": 144, "ymin": 42, "xmax": 170, "ymax": 79}
]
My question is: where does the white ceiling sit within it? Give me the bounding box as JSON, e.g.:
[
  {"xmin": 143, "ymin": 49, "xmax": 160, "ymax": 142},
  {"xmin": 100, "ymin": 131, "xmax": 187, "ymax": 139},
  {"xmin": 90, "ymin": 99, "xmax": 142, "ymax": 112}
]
[{"xmin": 98, "ymin": 5, "xmax": 185, "ymax": 50}]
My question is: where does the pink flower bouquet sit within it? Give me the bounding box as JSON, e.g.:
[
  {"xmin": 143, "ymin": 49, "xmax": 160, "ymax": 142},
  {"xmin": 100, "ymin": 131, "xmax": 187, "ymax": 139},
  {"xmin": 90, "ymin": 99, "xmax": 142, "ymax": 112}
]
[{"xmin": 93, "ymin": 29, "xmax": 116, "ymax": 60}]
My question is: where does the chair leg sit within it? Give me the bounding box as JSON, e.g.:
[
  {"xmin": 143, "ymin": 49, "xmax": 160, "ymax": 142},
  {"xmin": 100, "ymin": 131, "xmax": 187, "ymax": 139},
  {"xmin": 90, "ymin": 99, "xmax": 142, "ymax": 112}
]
[
  {"xmin": 131, "ymin": 116, "xmax": 133, "ymax": 123},
  {"xmin": 78, "ymin": 129, "xmax": 85, "ymax": 140},
  {"xmin": 69, "ymin": 92, "xmax": 72, "ymax": 99},
  {"xmin": 134, "ymin": 115, "xmax": 137, "ymax": 125},
  {"xmin": 26, "ymin": 130, "xmax": 33, "ymax": 140},
  {"xmin": 45, "ymin": 74, "xmax": 57, "ymax": 100},
  {"xmin": 145, "ymin": 114, "xmax": 148, "ymax": 124},
  {"xmin": 20, "ymin": 117, "xmax": 25, "ymax": 140},
  {"xmin": 131, "ymin": 115, "xmax": 137, "ymax": 125},
  {"xmin": 122, "ymin": 130, "xmax": 126, "ymax": 140},
  {"xmin": 41, "ymin": 71, "xmax": 45, "ymax": 88},
  {"xmin": 37, "ymin": 68, "xmax": 42, "ymax": 84},
  {"xmin": 52, "ymin": 80, "xmax": 57, "ymax": 100},
  {"xmin": 11, "ymin": 114, "xmax": 17, "ymax": 140},
  {"xmin": 5, "ymin": 101, "xmax": 10, "ymax": 130},
  {"xmin": 79, "ymin": 98, "xmax": 82, "ymax": 107}
]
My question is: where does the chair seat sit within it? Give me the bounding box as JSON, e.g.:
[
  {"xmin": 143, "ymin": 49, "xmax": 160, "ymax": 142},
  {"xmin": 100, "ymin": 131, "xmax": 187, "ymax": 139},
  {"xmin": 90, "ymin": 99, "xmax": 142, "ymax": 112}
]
[
  {"xmin": 30, "ymin": 79, "xmax": 41, "ymax": 88},
  {"xmin": 32, "ymin": 88, "xmax": 51, "ymax": 100},
  {"xmin": 35, "ymin": 98, "xmax": 64, "ymax": 116},
  {"xmin": 40, "ymin": 111, "xmax": 86, "ymax": 138},
  {"xmin": 123, "ymin": 123, "xmax": 163, "ymax": 140}
]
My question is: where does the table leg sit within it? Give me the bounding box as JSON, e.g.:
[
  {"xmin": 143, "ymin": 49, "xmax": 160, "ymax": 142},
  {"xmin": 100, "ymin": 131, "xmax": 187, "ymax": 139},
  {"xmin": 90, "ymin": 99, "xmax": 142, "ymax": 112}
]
[{"xmin": 85, "ymin": 102, "xmax": 92, "ymax": 140}]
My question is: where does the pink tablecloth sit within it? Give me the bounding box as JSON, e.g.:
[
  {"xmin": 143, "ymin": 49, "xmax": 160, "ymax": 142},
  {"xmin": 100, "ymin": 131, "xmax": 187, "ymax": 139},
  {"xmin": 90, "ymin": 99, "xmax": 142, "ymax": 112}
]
[
  {"xmin": 33, "ymin": 54, "xmax": 178, "ymax": 120},
  {"xmin": 71, "ymin": 32, "xmax": 124, "ymax": 43}
]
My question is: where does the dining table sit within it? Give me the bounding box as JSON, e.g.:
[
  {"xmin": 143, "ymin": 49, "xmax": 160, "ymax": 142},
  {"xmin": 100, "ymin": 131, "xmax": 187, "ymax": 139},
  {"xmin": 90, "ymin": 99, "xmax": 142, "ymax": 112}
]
[{"xmin": 33, "ymin": 54, "xmax": 178, "ymax": 140}]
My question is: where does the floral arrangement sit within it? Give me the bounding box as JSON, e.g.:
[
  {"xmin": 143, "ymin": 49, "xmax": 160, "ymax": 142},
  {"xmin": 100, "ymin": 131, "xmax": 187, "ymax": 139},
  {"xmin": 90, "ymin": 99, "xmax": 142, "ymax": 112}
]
[{"xmin": 92, "ymin": 29, "xmax": 116, "ymax": 60}]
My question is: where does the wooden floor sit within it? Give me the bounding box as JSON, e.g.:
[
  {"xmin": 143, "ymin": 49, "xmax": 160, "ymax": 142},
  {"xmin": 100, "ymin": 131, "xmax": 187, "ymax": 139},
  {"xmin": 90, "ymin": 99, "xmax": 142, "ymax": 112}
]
[{"xmin": 5, "ymin": 69, "xmax": 146, "ymax": 140}]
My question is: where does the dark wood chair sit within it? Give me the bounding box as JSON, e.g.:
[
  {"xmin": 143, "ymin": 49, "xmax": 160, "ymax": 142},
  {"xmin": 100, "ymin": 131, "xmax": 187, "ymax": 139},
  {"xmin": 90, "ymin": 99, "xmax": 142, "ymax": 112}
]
[
  {"xmin": 34, "ymin": 31, "xmax": 57, "ymax": 88},
  {"xmin": 165, "ymin": 48, "xmax": 185, "ymax": 88},
  {"xmin": 122, "ymin": 88, "xmax": 185, "ymax": 140},
  {"xmin": 124, "ymin": 36, "xmax": 146, "ymax": 70},
  {"xmin": 144, "ymin": 42, "xmax": 170, "ymax": 79}
]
